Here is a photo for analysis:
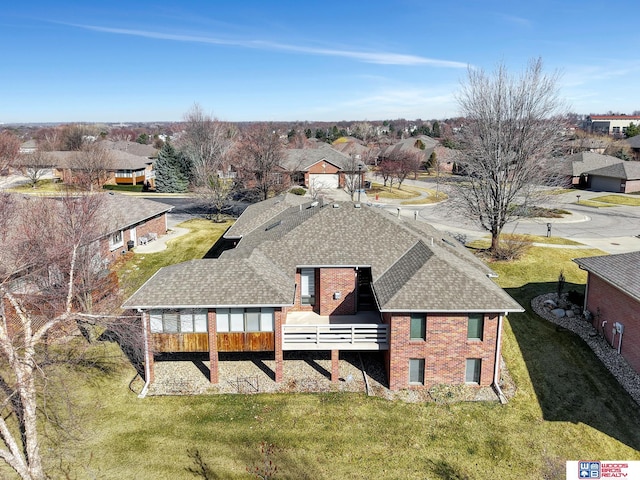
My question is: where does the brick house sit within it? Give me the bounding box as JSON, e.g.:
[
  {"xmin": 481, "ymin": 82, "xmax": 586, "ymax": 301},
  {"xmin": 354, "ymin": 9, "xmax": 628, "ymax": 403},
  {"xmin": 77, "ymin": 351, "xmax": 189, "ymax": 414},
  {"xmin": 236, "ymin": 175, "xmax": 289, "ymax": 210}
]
[
  {"xmin": 123, "ymin": 194, "xmax": 522, "ymax": 391},
  {"xmin": 574, "ymin": 252, "xmax": 640, "ymax": 375},
  {"xmin": 97, "ymin": 193, "xmax": 172, "ymax": 264},
  {"xmin": 281, "ymin": 144, "xmax": 365, "ymax": 193}
]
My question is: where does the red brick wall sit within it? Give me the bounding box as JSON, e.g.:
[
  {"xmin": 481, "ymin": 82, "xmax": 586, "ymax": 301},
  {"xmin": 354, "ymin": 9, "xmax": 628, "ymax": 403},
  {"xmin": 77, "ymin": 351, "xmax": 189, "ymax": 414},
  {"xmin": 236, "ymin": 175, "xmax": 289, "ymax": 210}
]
[
  {"xmin": 100, "ymin": 213, "xmax": 167, "ymax": 264},
  {"xmin": 307, "ymin": 161, "xmax": 340, "ymax": 174},
  {"xmin": 383, "ymin": 312, "xmax": 500, "ymax": 390},
  {"xmin": 290, "ymin": 269, "xmax": 318, "ymax": 313},
  {"xmin": 318, "ymin": 268, "xmax": 357, "ymax": 316},
  {"xmin": 587, "ymin": 273, "xmax": 640, "ymax": 373}
]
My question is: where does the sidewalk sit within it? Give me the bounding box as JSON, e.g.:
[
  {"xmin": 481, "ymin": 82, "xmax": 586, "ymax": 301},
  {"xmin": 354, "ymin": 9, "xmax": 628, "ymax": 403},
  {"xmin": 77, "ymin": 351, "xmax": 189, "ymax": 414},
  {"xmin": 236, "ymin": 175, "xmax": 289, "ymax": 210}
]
[{"xmin": 134, "ymin": 226, "xmax": 190, "ymax": 254}]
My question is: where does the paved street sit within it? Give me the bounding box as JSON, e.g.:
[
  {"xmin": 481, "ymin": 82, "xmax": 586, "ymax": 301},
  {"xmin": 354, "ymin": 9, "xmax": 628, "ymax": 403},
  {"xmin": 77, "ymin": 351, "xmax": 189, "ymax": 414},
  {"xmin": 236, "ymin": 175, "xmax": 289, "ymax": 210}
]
[{"xmin": 369, "ymin": 176, "xmax": 640, "ymax": 254}]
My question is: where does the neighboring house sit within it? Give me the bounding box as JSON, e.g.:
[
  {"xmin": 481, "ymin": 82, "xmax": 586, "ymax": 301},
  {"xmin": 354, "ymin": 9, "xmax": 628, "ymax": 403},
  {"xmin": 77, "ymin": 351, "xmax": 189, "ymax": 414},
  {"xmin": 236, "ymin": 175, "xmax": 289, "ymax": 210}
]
[
  {"xmin": 19, "ymin": 139, "xmax": 37, "ymax": 154},
  {"xmin": 586, "ymin": 162, "xmax": 640, "ymax": 193},
  {"xmin": 625, "ymin": 135, "xmax": 640, "ymax": 161},
  {"xmin": 562, "ymin": 151, "xmax": 624, "ymax": 188},
  {"xmin": 98, "ymin": 192, "xmax": 172, "ymax": 263},
  {"xmin": 123, "ymin": 194, "xmax": 523, "ymax": 392},
  {"xmin": 49, "ymin": 149, "xmax": 155, "ymax": 187},
  {"xmin": 379, "ymin": 135, "xmax": 438, "ymax": 165},
  {"xmin": 282, "ymin": 144, "xmax": 366, "ymax": 192},
  {"xmin": 574, "ymin": 252, "xmax": 640, "ymax": 375},
  {"xmin": 585, "ymin": 115, "xmax": 640, "ymax": 136}
]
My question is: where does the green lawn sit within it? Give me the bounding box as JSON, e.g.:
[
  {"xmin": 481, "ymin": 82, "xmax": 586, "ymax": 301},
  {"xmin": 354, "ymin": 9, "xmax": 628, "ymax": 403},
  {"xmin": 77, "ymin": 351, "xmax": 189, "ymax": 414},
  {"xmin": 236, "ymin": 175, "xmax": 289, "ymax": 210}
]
[
  {"xmin": 369, "ymin": 182, "xmax": 448, "ymax": 205},
  {"xmin": 7, "ymin": 225, "xmax": 640, "ymax": 479},
  {"xmin": 589, "ymin": 195, "xmax": 640, "ymax": 206},
  {"xmin": 117, "ymin": 218, "xmax": 233, "ymax": 298}
]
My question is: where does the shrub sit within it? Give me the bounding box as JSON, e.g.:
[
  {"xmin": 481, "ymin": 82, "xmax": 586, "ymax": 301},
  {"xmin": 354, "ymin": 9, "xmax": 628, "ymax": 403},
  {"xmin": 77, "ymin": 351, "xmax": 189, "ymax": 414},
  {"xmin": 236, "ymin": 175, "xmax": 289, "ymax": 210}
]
[
  {"xmin": 567, "ymin": 290, "xmax": 584, "ymax": 307},
  {"xmin": 289, "ymin": 187, "xmax": 307, "ymax": 196},
  {"xmin": 491, "ymin": 234, "xmax": 532, "ymax": 261}
]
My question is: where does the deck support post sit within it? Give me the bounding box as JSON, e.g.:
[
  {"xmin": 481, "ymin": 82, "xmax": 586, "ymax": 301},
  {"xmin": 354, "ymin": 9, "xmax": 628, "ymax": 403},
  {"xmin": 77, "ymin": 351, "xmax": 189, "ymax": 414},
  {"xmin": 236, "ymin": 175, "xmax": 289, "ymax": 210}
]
[
  {"xmin": 331, "ymin": 349, "xmax": 340, "ymax": 383},
  {"xmin": 208, "ymin": 311, "xmax": 219, "ymax": 384}
]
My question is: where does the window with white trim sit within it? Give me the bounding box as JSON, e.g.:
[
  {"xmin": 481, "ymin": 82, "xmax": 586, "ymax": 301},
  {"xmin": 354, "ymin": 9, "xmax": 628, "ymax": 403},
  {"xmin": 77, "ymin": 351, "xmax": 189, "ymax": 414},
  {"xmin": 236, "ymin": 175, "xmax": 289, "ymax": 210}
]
[
  {"xmin": 149, "ymin": 309, "xmax": 208, "ymax": 333},
  {"xmin": 216, "ymin": 307, "xmax": 274, "ymax": 333},
  {"xmin": 300, "ymin": 268, "xmax": 315, "ymax": 305},
  {"xmin": 109, "ymin": 230, "xmax": 124, "ymax": 250}
]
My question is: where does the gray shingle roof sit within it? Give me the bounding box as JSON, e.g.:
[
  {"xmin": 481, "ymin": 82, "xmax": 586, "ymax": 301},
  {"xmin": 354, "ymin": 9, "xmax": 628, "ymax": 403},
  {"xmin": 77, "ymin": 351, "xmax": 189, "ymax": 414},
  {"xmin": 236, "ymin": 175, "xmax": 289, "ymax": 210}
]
[
  {"xmin": 574, "ymin": 252, "xmax": 640, "ymax": 302},
  {"xmin": 566, "ymin": 151, "xmax": 624, "ymax": 177},
  {"xmin": 124, "ymin": 199, "xmax": 522, "ymax": 313},
  {"xmin": 587, "ymin": 161, "xmax": 640, "ymax": 180},
  {"xmin": 224, "ymin": 193, "xmax": 310, "ymax": 238},
  {"xmin": 99, "ymin": 193, "xmax": 172, "ymax": 235},
  {"xmin": 124, "ymin": 254, "xmax": 294, "ymax": 308},
  {"xmin": 47, "ymin": 150, "xmax": 152, "ymax": 170},
  {"xmin": 280, "ymin": 144, "xmax": 364, "ymax": 171}
]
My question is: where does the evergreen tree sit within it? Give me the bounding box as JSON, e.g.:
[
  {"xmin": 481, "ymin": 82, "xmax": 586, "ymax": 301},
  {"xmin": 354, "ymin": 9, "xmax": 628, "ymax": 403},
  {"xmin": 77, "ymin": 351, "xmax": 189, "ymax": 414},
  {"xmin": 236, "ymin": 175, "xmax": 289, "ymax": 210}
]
[
  {"xmin": 432, "ymin": 121, "xmax": 441, "ymax": 138},
  {"xmin": 625, "ymin": 122, "xmax": 640, "ymax": 138},
  {"xmin": 155, "ymin": 142, "xmax": 190, "ymax": 193}
]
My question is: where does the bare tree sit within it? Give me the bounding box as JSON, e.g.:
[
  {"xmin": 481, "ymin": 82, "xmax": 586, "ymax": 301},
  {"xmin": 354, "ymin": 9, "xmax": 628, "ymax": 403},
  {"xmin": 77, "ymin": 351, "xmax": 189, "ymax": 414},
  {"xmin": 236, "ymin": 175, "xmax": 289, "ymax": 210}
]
[
  {"xmin": 68, "ymin": 143, "xmax": 116, "ymax": 191},
  {"xmin": 0, "ymin": 131, "xmax": 21, "ymax": 174},
  {"xmin": 178, "ymin": 104, "xmax": 236, "ymax": 187},
  {"xmin": 454, "ymin": 58, "xmax": 565, "ymax": 252},
  {"xmin": 178, "ymin": 105, "xmax": 237, "ymax": 219},
  {"xmin": 0, "ymin": 192, "xmax": 115, "ymax": 480},
  {"xmin": 18, "ymin": 151, "xmax": 53, "ymax": 188},
  {"xmin": 342, "ymin": 154, "xmax": 365, "ymax": 201},
  {"xmin": 234, "ymin": 124, "xmax": 287, "ymax": 201}
]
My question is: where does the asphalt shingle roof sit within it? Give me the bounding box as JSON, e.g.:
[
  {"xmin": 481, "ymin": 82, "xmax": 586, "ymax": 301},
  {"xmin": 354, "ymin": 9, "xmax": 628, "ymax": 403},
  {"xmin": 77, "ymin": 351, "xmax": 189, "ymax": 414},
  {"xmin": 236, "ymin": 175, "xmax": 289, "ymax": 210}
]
[
  {"xmin": 565, "ymin": 151, "xmax": 624, "ymax": 177},
  {"xmin": 124, "ymin": 199, "xmax": 522, "ymax": 313},
  {"xmin": 280, "ymin": 144, "xmax": 364, "ymax": 172},
  {"xmin": 586, "ymin": 161, "xmax": 640, "ymax": 180},
  {"xmin": 574, "ymin": 252, "xmax": 640, "ymax": 302}
]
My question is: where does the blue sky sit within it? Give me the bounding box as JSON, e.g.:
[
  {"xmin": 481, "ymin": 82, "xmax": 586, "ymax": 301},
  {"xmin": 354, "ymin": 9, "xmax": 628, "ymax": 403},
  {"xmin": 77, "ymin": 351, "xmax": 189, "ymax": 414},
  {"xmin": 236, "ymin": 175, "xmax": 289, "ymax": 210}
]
[{"xmin": 2, "ymin": 1, "xmax": 639, "ymax": 123}]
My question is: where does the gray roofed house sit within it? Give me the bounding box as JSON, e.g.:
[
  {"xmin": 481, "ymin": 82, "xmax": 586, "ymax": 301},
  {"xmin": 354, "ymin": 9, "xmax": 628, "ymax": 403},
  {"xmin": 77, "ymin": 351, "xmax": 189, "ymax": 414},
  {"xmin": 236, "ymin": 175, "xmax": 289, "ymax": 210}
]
[
  {"xmin": 281, "ymin": 144, "xmax": 366, "ymax": 192},
  {"xmin": 585, "ymin": 161, "xmax": 640, "ymax": 193},
  {"xmin": 48, "ymin": 147, "xmax": 155, "ymax": 187},
  {"xmin": 573, "ymin": 251, "xmax": 640, "ymax": 375},
  {"xmin": 561, "ymin": 151, "xmax": 625, "ymax": 188},
  {"xmin": 379, "ymin": 135, "xmax": 438, "ymax": 164},
  {"xmin": 124, "ymin": 195, "xmax": 522, "ymax": 392}
]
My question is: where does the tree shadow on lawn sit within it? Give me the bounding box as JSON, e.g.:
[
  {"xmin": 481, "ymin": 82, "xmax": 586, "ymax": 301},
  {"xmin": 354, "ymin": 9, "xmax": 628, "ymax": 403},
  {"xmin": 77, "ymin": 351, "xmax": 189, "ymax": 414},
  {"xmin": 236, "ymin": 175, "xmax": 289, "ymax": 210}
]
[{"xmin": 506, "ymin": 281, "xmax": 640, "ymax": 450}]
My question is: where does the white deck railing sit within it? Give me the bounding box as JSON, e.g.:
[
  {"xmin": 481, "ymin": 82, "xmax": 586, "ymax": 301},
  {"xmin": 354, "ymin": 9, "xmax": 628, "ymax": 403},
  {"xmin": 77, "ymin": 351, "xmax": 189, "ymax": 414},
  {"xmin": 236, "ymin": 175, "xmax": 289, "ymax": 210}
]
[{"xmin": 282, "ymin": 324, "xmax": 389, "ymax": 351}]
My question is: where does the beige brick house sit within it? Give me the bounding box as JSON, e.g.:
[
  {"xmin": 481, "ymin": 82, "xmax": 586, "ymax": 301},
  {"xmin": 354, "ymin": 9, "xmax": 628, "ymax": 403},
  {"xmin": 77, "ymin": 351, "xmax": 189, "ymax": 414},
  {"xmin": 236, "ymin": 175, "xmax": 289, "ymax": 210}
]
[{"xmin": 124, "ymin": 194, "xmax": 522, "ymax": 392}]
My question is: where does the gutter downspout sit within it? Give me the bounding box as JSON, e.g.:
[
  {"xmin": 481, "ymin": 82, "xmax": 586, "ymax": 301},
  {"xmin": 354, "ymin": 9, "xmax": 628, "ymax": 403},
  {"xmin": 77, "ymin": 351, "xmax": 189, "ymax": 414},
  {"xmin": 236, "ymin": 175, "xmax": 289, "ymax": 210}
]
[
  {"xmin": 138, "ymin": 310, "xmax": 151, "ymax": 399},
  {"xmin": 493, "ymin": 312, "xmax": 508, "ymax": 404}
]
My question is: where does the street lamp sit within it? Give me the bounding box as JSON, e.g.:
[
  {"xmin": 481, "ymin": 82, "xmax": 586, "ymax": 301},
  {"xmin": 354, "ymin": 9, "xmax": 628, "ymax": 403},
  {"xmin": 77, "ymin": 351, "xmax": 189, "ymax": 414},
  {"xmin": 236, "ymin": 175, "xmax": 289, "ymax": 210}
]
[{"xmin": 576, "ymin": 194, "xmax": 581, "ymax": 204}]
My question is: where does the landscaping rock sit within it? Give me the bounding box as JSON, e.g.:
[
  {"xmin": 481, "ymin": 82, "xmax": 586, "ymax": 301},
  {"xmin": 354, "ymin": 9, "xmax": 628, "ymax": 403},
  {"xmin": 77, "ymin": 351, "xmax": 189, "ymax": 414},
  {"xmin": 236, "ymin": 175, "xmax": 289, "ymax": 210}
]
[
  {"xmin": 551, "ymin": 308, "xmax": 566, "ymax": 318},
  {"xmin": 565, "ymin": 310, "xmax": 575, "ymax": 318},
  {"xmin": 532, "ymin": 293, "xmax": 640, "ymax": 407},
  {"xmin": 543, "ymin": 299, "xmax": 557, "ymax": 308}
]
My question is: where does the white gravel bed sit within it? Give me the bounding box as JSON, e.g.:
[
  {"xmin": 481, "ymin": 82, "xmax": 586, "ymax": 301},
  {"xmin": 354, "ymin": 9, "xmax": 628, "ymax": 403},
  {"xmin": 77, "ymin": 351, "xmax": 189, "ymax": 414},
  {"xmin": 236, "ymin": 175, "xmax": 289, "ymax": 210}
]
[
  {"xmin": 532, "ymin": 293, "xmax": 640, "ymax": 405},
  {"xmin": 147, "ymin": 350, "xmax": 500, "ymax": 403}
]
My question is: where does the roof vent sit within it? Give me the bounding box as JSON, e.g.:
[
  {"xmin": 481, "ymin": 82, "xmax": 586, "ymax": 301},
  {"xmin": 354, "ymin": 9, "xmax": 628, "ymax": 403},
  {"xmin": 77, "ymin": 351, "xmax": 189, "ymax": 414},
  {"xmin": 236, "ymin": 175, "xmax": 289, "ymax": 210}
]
[
  {"xmin": 265, "ymin": 220, "xmax": 282, "ymax": 231},
  {"xmin": 333, "ymin": 203, "xmax": 340, "ymax": 208},
  {"xmin": 354, "ymin": 203, "xmax": 361, "ymax": 208},
  {"xmin": 310, "ymin": 201, "xmax": 319, "ymax": 208}
]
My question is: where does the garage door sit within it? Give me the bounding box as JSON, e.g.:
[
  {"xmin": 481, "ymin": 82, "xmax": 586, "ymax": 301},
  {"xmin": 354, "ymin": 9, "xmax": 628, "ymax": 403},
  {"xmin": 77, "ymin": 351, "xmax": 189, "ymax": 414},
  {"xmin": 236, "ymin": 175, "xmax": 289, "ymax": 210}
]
[
  {"xmin": 590, "ymin": 175, "xmax": 621, "ymax": 192},
  {"xmin": 309, "ymin": 173, "xmax": 339, "ymax": 189}
]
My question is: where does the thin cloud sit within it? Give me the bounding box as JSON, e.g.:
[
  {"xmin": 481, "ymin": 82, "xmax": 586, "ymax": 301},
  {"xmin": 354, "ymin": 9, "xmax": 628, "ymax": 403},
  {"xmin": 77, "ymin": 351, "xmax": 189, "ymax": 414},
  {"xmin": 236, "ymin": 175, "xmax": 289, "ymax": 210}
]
[
  {"xmin": 498, "ymin": 14, "xmax": 532, "ymax": 28},
  {"xmin": 74, "ymin": 23, "xmax": 468, "ymax": 68}
]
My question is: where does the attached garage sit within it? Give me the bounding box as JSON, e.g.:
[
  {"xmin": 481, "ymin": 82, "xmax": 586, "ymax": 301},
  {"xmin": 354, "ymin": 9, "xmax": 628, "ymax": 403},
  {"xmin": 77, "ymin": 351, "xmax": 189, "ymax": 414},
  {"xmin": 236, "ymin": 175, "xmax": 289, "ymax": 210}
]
[
  {"xmin": 309, "ymin": 173, "xmax": 340, "ymax": 189},
  {"xmin": 586, "ymin": 162, "xmax": 640, "ymax": 193},
  {"xmin": 589, "ymin": 175, "xmax": 623, "ymax": 193}
]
